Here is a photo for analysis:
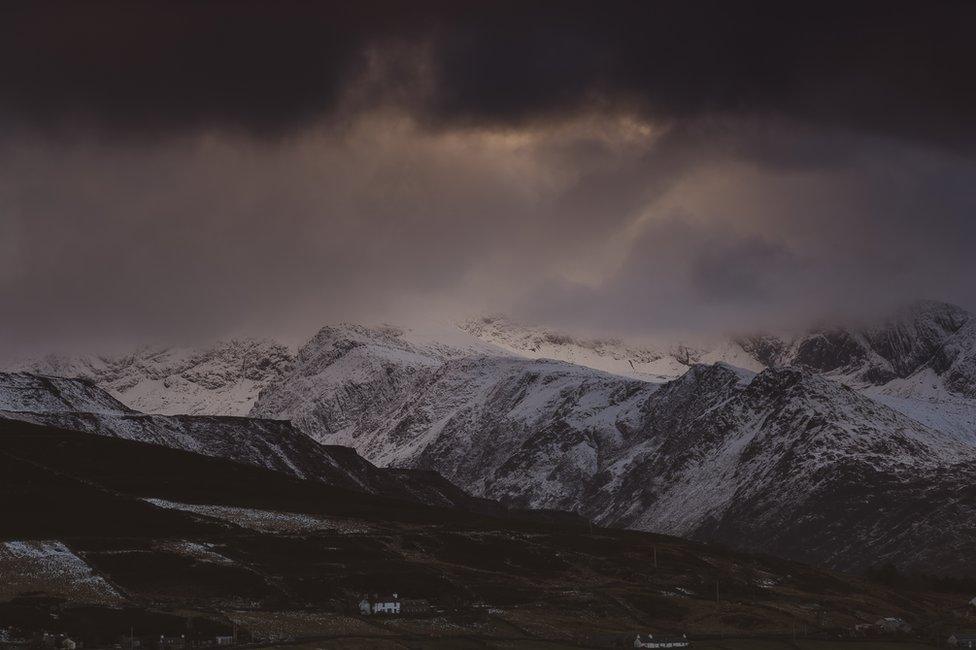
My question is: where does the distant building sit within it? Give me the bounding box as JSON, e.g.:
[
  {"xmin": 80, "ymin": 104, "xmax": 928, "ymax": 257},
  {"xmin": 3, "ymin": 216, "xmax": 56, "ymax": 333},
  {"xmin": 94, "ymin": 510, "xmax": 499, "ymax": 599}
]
[
  {"xmin": 359, "ymin": 593, "xmax": 401, "ymax": 615},
  {"xmin": 949, "ymin": 633, "xmax": 976, "ymax": 648},
  {"xmin": 214, "ymin": 636, "xmax": 235, "ymax": 646},
  {"xmin": 876, "ymin": 617, "xmax": 911, "ymax": 634},
  {"xmin": 633, "ymin": 633, "xmax": 690, "ymax": 648},
  {"xmin": 159, "ymin": 635, "xmax": 186, "ymax": 649}
]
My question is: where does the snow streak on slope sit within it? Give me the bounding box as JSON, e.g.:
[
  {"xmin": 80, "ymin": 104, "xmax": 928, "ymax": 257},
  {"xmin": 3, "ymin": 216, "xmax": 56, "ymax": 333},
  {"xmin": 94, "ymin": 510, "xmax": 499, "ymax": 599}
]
[
  {"xmin": 145, "ymin": 499, "xmax": 367, "ymax": 534},
  {"xmin": 0, "ymin": 540, "xmax": 122, "ymax": 604},
  {"xmin": 15, "ymin": 339, "xmax": 294, "ymax": 416}
]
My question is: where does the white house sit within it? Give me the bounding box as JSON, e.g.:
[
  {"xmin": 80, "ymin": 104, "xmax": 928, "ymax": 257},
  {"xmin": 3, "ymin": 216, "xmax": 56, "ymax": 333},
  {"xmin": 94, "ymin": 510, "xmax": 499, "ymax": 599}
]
[
  {"xmin": 359, "ymin": 593, "xmax": 401, "ymax": 615},
  {"xmin": 634, "ymin": 633, "xmax": 689, "ymax": 648}
]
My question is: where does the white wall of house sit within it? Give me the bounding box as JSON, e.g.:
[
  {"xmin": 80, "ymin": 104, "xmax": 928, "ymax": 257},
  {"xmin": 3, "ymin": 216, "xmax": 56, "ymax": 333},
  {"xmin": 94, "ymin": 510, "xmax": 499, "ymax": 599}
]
[{"xmin": 359, "ymin": 596, "xmax": 401, "ymax": 615}]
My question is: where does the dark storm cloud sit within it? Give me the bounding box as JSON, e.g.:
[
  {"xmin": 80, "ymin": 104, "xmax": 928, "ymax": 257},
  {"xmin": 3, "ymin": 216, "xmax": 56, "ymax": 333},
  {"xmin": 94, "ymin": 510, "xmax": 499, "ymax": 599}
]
[
  {"xmin": 0, "ymin": 1, "xmax": 383, "ymax": 135},
  {"xmin": 428, "ymin": 2, "xmax": 976, "ymax": 147},
  {"xmin": 3, "ymin": 1, "xmax": 976, "ymax": 355},
  {"xmin": 2, "ymin": 1, "xmax": 975, "ymax": 147}
]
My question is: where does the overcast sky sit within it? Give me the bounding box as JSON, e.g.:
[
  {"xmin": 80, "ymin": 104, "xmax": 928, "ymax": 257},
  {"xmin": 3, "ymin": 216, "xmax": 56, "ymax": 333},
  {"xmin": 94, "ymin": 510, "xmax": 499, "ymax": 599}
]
[{"xmin": 2, "ymin": 1, "xmax": 976, "ymax": 354}]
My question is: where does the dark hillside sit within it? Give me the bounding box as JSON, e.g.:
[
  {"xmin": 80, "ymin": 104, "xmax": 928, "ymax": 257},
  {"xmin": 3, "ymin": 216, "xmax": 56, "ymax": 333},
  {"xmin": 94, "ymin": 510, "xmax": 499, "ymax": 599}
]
[{"xmin": 0, "ymin": 416, "xmax": 970, "ymax": 646}]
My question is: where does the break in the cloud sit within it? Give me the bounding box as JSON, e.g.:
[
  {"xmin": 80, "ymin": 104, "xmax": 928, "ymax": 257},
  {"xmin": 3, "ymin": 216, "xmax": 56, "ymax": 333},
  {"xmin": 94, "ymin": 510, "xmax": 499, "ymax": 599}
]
[{"xmin": 1, "ymin": 1, "xmax": 975, "ymax": 353}]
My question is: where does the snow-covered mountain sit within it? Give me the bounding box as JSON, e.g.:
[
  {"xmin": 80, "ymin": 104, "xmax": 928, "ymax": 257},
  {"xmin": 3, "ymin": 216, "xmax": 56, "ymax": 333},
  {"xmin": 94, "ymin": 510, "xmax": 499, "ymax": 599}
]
[
  {"xmin": 13, "ymin": 303, "xmax": 976, "ymax": 440},
  {"xmin": 251, "ymin": 308, "xmax": 976, "ymax": 573},
  {"xmin": 8, "ymin": 301, "xmax": 976, "ymax": 572},
  {"xmin": 460, "ymin": 303, "xmax": 976, "ymax": 445},
  {"xmin": 14, "ymin": 339, "xmax": 294, "ymax": 416}
]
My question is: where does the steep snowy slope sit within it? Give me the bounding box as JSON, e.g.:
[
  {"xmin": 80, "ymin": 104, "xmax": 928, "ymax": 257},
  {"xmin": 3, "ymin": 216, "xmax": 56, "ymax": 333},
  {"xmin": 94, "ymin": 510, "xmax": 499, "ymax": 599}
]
[
  {"xmin": 591, "ymin": 365, "xmax": 975, "ymax": 572},
  {"xmin": 782, "ymin": 301, "xmax": 969, "ymax": 384},
  {"xmin": 250, "ymin": 323, "xmax": 503, "ymax": 443},
  {"xmin": 772, "ymin": 301, "xmax": 976, "ymax": 442},
  {"xmin": 461, "ymin": 303, "xmax": 976, "ymax": 444},
  {"xmin": 15, "ymin": 339, "xmax": 294, "ymax": 416},
  {"xmin": 252, "ymin": 324, "xmax": 976, "ymax": 573}
]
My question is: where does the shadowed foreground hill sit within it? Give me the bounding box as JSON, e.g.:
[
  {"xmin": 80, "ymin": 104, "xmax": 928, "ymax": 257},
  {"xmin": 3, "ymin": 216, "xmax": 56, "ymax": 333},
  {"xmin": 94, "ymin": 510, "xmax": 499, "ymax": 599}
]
[
  {"xmin": 0, "ymin": 371, "xmax": 503, "ymax": 513},
  {"xmin": 0, "ymin": 417, "xmax": 970, "ymax": 647}
]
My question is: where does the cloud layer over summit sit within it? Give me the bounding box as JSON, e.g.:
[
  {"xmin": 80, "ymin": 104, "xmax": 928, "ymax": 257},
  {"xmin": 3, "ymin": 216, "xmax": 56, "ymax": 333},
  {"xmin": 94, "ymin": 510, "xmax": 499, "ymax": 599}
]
[{"xmin": 2, "ymin": 1, "xmax": 976, "ymax": 351}]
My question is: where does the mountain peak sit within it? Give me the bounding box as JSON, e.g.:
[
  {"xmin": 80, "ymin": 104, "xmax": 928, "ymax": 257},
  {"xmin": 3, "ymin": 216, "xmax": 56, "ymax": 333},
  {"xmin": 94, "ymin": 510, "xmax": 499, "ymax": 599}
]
[{"xmin": 13, "ymin": 338, "xmax": 294, "ymax": 416}]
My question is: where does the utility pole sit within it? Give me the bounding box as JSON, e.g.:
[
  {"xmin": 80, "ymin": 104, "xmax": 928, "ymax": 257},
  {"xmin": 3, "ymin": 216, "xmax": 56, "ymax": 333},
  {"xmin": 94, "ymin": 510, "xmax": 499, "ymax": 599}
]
[{"xmin": 653, "ymin": 545, "xmax": 658, "ymax": 569}]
